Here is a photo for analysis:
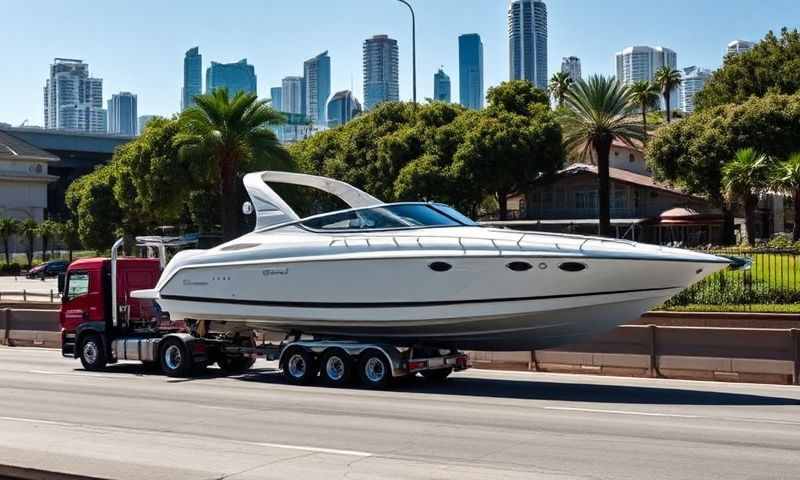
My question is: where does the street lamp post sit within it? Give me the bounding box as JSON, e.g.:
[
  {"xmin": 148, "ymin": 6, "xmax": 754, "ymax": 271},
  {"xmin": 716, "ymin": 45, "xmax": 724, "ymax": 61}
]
[{"xmin": 396, "ymin": 0, "xmax": 416, "ymax": 105}]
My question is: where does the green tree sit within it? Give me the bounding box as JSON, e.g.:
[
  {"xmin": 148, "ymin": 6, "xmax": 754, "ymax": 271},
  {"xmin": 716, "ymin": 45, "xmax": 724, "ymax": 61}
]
[
  {"xmin": 58, "ymin": 220, "xmax": 82, "ymax": 263},
  {"xmin": 66, "ymin": 166, "xmax": 122, "ymax": 251},
  {"xmin": 548, "ymin": 72, "xmax": 573, "ymax": 108},
  {"xmin": 654, "ymin": 67, "xmax": 681, "ymax": 123},
  {"xmin": 38, "ymin": 220, "xmax": 59, "ymax": 262},
  {"xmin": 560, "ymin": 75, "xmax": 645, "ymax": 236},
  {"xmin": 628, "ymin": 80, "xmax": 660, "ymax": 140},
  {"xmin": 19, "ymin": 219, "xmax": 38, "ymax": 269},
  {"xmin": 723, "ymin": 148, "xmax": 773, "ymax": 245},
  {"xmin": 485, "ymin": 79, "xmax": 550, "ymax": 115},
  {"xmin": 770, "ymin": 152, "xmax": 800, "ymax": 241},
  {"xmin": 176, "ymin": 88, "xmax": 289, "ymax": 241},
  {"xmin": 696, "ymin": 28, "xmax": 800, "ymax": 110},
  {"xmin": 0, "ymin": 217, "xmax": 19, "ymax": 265}
]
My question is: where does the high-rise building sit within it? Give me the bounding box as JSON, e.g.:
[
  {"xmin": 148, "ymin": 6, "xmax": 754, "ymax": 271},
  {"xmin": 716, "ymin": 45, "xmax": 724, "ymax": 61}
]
[
  {"xmin": 206, "ymin": 59, "xmax": 257, "ymax": 96},
  {"xmin": 561, "ymin": 56, "xmax": 581, "ymax": 82},
  {"xmin": 43, "ymin": 58, "xmax": 107, "ymax": 132},
  {"xmin": 281, "ymin": 76, "xmax": 304, "ymax": 114},
  {"xmin": 270, "ymin": 87, "xmax": 283, "ymax": 112},
  {"xmin": 508, "ymin": 0, "xmax": 548, "ymax": 90},
  {"xmin": 458, "ymin": 33, "xmax": 484, "ymax": 110},
  {"xmin": 615, "ymin": 46, "xmax": 678, "ymax": 110},
  {"xmin": 727, "ymin": 40, "xmax": 755, "ymax": 56},
  {"xmin": 182, "ymin": 47, "xmax": 202, "ymax": 111},
  {"xmin": 138, "ymin": 115, "xmax": 157, "ymax": 134},
  {"xmin": 433, "ymin": 68, "xmax": 451, "ymax": 103},
  {"xmin": 327, "ymin": 90, "xmax": 362, "ymax": 128},
  {"xmin": 680, "ymin": 66, "xmax": 712, "ymax": 114},
  {"xmin": 107, "ymin": 92, "xmax": 138, "ymax": 136},
  {"xmin": 363, "ymin": 35, "xmax": 399, "ymax": 110},
  {"xmin": 303, "ymin": 51, "xmax": 331, "ymax": 126}
]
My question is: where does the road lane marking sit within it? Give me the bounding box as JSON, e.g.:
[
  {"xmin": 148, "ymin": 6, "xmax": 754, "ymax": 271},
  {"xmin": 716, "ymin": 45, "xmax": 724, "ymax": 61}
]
[
  {"xmin": 253, "ymin": 442, "xmax": 372, "ymax": 457},
  {"xmin": 544, "ymin": 406, "xmax": 699, "ymax": 418},
  {"xmin": 0, "ymin": 416, "xmax": 74, "ymax": 427},
  {"xmin": 29, "ymin": 369, "xmax": 124, "ymax": 379}
]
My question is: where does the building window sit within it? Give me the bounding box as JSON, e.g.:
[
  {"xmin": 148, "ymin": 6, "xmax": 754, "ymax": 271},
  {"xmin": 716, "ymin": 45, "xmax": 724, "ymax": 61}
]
[
  {"xmin": 613, "ymin": 188, "xmax": 626, "ymax": 209},
  {"xmin": 576, "ymin": 191, "xmax": 597, "ymax": 210},
  {"xmin": 628, "ymin": 153, "xmax": 635, "ymax": 163}
]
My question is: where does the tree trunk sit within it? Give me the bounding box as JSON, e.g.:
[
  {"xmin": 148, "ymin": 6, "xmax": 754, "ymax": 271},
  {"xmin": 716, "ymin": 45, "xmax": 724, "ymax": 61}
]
[
  {"xmin": 42, "ymin": 237, "xmax": 49, "ymax": 262},
  {"xmin": 2, "ymin": 239, "xmax": 9, "ymax": 265},
  {"xmin": 793, "ymin": 189, "xmax": 800, "ymax": 242},
  {"xmin": 26, "ymin": 237, "xmax": 33, "ymax": 269},
  {"xmin": 497, "ymin": 191, "xmax": 508, "ymax": 221},
  {"xmin": 721, "ymin": 207, "xmax": 736, "ymax": 245},
  {"xmin": 68, "ymin": 247, "xmax": 73, "ymax": 263},
  {"xmin": 220, "ymin": 154, "xmax": 240, "ymax": 242},
  {"xmin": 641, "ymin": 106, "xmax": 648, "ymax": 141},
  {"xmin": 744, "ymin": 195, "xmax": 757, "ymax": 246},
  {"xmin": 664, "ymin": 92, "xmax": 671, "ymax": 123},
  {"xmin": 594, "ymin": 138, "xmax": 613, "ymax": 237}
]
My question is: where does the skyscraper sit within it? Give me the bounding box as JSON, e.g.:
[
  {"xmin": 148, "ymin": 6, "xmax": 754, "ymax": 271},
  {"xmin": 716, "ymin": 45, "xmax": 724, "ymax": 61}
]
[
  {"xmin": 270, "ymin": 87, "xmax": 283, "ymax": 112},
  {"xmin": 138, "ymin": 115, "xmax": 156, "ymax": 134},
  {"xmin": 304, "ymin": 51, "xmax": 331, "ymax": 126},
  {"xmin": 107, "ymin": 92, "xmax": 138, "ymax": 136},
  {"xmin": 363, "ymin": 35, "xmax": 399, "ymax": 110},
  {"xmin": 508, "ymin": 0, "xmax": 548, "ymax": 90},
  {"xmin": 615, "ymin": 46, "xmax": 678, "ymax": 110},
  {"xmin": 680, "ymin": 66, "xmax": 712, "ymax": 113},
  {"xmin": 43, "ymin": 58, "xmax": 107, "ymax": 132},
  {"xmin": 727, "ymin": 40, "xmax": 755, "ymax": 56},
  {"xmin": 182, "ymin": 47, "xmax": 202, "ymax": 111},
  {"xmin": 433, "ymin": 69, "xmax": 451, "ymax": 103},
  {"xmin": 327, "ymin": 90, "xmax": 362, "ymax": 128},
  {"xmin": 206, "ymin": 59, "xmax": 257, "ymax": 96},
  {"xmin": 561, "ymin": 56, "xmax": 581, "ymax": 81},
  {"xmin": 458, "ymin": 33, "xmax": 484, "ymax": 110},
  {"xmin": 281, "ymin": 76, "xmax": 304, "ymax": 115}
]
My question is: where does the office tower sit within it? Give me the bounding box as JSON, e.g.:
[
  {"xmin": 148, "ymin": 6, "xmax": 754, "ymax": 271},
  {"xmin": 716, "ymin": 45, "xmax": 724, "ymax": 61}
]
[
  {"xmin": 433, "ymin": 68, "xmax": 451, "ymax": 102},
  {"xmin": 680, "ymin": 66, "xmax": 712, "ymax": 113},
  {"xmin": 459, "ymin": 33, "xmax": 484, "ymax": 109},
  {"xmin": 727, "ymin": 40, "xmax": 755, "ymax": 56},
  {"xmin": 615, "ymin": 46, "xmax": 678, "ymax": 110},
  {"xmin": 303, "ymin": 51, "xmax": 331, "ymax": 125},
  {"xmin": 138, "ymin": 115, "xmax": 156, "ymax": 134},
  {"xmin": 363, "ymin": 35, "xmax": 399, "ymax": 110},
  {"xmin": 205, "ymin": 59, "xmax": 257, "ymax": 96},
  {"xmin": 508, "ymin": 0, "xmax": 548, "ymax": 90},
  {"xmin": 327, "ymin": 90, "xmax": 362, "ymax": 128},
  {"xmin": 281, "ymin": 76, "xmax": 304, "ymax": 114},
  {"xmin": 43, "ymin": 58, "xmax": 107, "ymax": 132},
  {"xmin": 107, "ymin": 92, "xmax": 138, "ymax": 136},
  {"xmin": 270, "ymin": 87, "xmax": 283, "ymax": 112},
  {"xmin": 182, "ymin": 47, "xmax": 202, "ymax": 110},
  {"xmin": 561, "ymin": 56, "xmax": 581, "ymax": 81}
]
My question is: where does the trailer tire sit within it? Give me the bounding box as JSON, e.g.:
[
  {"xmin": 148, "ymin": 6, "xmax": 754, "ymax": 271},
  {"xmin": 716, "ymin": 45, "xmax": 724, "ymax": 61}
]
[
  {"xmin": 159, "ymin": 338, "xmax": 193, "ymax": 377},
  {"xmin": 218, "ymin": 355, "xmax": 256, "ymax": 374},
  {"xmin": 358, "ymin": 349, "xmax": 392, "ymax": 389},
  {"xmin": 421, "ymin": 368, "xmax": 452, "ymax": 382},
  {"xmin": 282, "ymin": 347, "xmax": 317, "ymax": 385},
  {"xmin": 320, "ymin": 348, "xmax": 355, "ymax": 387},
  {"xmin": 79, "ymin": 334, "xmax": 107, "ymax": 371}
]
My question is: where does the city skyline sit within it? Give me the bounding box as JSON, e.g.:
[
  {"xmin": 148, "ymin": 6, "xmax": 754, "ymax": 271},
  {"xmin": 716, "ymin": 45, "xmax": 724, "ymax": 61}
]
[{"xmin": 3, "ymin": 0, "xmax": 797, "ymax": 126}]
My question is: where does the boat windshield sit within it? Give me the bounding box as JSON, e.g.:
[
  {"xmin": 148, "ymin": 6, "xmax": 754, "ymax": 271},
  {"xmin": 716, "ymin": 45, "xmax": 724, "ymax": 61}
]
[{"xmin": 300, "ymin": 204, "xmax": 474, "ymax": 231}]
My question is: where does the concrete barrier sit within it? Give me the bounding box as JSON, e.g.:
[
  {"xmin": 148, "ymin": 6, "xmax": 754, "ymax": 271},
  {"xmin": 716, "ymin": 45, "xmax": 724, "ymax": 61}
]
[{"xmin": 1, "ymin": 308, "xmax": 60, "ymax": 348}]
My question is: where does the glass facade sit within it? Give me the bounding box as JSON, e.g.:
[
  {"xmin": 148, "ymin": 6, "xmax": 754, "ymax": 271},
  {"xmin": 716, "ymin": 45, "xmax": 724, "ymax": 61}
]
[
  {"xmin": 206, "ymin": 59, "xmax": 257, "ymax": 97},
  {"xmin": 363, "ymin": 35, "xmax": 399, "ymax": 110},
  {"xmin": 270, "ymin": 87, "xmax": 283, "ymax": 112},
  {"xmin": 458, "ymin": 34, "xmax": 484, "ymax": 110},
  {"xmin": 326, "ymin": 90, "xmax": 362, "ymax": 128},
  {"xmin": 281, "ymin": 76, "xmax": 304, "ymax": 114},
  {"xmin": 508, "ymin": 0, "xmax": 548, "ymax": 90},
  {"xmin": 433, "ymin": 69, "xmax": 451, "ymax": 103},
  {"xmin": 43, "ymin": 58, "xmax": 107, "ymax": 132},
  {"xmin": 304, "ymin": 51, "xmax": 331, "ymax": 126},
  {"xmin": 108, "ymin": 92, "xmax": 138, "ymax": 136},
  {"xmin": 182, "ymin": 47, "xmax": 202, "ymax": 111}
]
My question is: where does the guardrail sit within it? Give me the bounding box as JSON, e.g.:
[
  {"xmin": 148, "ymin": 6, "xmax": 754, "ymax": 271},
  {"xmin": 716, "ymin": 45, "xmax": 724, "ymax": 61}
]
[{"xmin": 0, "ymin": 290, "xmax": 59, "ymax": 303}]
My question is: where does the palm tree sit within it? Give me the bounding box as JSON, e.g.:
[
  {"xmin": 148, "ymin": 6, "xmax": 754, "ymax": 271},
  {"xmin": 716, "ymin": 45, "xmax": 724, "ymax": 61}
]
[
  {"xmin": 722, "ymin": 148, "xmax": 772, "ymax": 246},
  {"xmin": 59, "ymin": 220, "xmax": 81, "ymax": 263},
  {"xmin": 654, "ymin": 67, "xmax": 682, "ymax": 123},
  {"xmin": 770, "ymin": 152, "xmax": 800, "ymax": 241},
  {"xmin": 19, "ymin": 219, "xmax": 38, "ymax": 269},
  {"xmin": 38, "ymin": 219, "xmax": 59, "ymax": 262},
  {"xmin": 549, "ymin": 72, "xmax": 573, "ymax": 108},
  {"xmin": 176, "ymin": 88, "xmax": 289, "ymax": 241},
  {"xmin": 628, "ymin": 80, "xmax": 660, "ymax": 140},
  {"xmin": 0, "ymin": 217, "xmax": 20, "ymax": 265},
  {"xmin": 561, "ymin": 75, "xmax": 645, "ymax": 237}
]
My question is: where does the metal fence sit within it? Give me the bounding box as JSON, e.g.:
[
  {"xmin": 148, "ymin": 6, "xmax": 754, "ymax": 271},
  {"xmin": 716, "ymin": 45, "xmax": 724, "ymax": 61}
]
[{"xmin": 663, "ymin": 247, "xmax": 800, "ymax": 311}]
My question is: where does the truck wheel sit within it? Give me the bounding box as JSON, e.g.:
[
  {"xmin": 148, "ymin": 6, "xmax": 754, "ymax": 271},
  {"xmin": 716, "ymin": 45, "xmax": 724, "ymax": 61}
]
[
  {"xmin": 282, "ymin": 346, "xmax": 317, "ymax": 385},
  {"xmin": 358, "ymin": 349, "xmax": 392, "ymax": 389},
  {"xmin": 421, "ymin": 368, "xmax": 452, "ymax": 383},
  {"xmin": 79, "ymin": 334, "xmax": 107, "ymax": 371},
  {"xmin": 320, "ymin": 348, "xmax": 355, "ymax": 387},
  {"xmin": 218, "ymin": 355, "xmax": 256, "ymax": 374},
  {"xmin": 159, "ymin": 338, "xmax": 193, "ymax": 377}
]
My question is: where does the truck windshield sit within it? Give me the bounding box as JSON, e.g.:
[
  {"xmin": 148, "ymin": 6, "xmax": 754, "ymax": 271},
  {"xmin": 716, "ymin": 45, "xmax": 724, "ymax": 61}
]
[{"xmin": 300, "ymin": 204, "xmax": 468, "ymax": 231}]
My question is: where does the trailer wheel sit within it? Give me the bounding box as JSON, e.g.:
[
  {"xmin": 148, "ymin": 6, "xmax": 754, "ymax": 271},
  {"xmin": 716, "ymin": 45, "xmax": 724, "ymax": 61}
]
[
  {"xmin": 79, "ymin": 334, "xmax": 107, "ymax": 371},
  {"xmin": 358, "ymin": 349, "xmax": 392, "ymax": 389},
  {"xmin": 320, "ymin": 348, "xmax": 355, "ymax": 387},
  {"xmin": 159, "ymin": 338, "xmax": 193, "ymax": 377},
  {"xmin": 282, "ymin": 347, "xmax": 317, "ymax": 385},
  {"xmin": 421, "ymin": 368, "xmax": 452, "ymax": 383}
]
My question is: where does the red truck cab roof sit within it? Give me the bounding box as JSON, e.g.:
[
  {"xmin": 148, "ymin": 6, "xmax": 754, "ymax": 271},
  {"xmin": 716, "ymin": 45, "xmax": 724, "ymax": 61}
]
[{"xmin": 68, "ymin": 257, "xmax": 162, "ymax": 271}]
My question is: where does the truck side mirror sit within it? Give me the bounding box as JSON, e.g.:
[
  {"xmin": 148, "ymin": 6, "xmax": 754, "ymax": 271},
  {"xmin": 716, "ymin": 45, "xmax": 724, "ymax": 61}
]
[{"xmin": 57, "ymin": 273, "xmax": 66, "ymax": 294}]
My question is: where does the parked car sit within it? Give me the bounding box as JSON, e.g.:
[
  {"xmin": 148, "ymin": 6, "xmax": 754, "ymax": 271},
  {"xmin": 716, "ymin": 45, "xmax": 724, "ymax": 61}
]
[{"xmin": 26, "ymin": 260, "xmax": 69, "ymax": 279}]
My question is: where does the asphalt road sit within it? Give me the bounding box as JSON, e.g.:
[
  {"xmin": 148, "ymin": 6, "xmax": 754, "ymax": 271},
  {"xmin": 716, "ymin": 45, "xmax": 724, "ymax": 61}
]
[{"xmin": 0, "ymin": 347, "xmax": 799, "ymax": 480}]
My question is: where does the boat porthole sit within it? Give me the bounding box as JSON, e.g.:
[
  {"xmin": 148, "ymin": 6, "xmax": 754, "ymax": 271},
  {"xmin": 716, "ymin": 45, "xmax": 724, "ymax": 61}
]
[
  {"xmin": 428, "ymin": 262, "xmax": 452, "ymax": 272},
  {"xmin": 538, "ymin": 262, "xmax": 548, "ymax": 270},
  {"xmin": 506, "ymin": 261, "xmax": 533, "ymax": 272},
  {"xmin": 558, "ymin": 262, "xmax": 587, "ymax": 272}
]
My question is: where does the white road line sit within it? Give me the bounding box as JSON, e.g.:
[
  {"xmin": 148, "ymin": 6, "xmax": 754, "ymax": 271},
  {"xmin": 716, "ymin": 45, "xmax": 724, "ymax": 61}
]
[
  {"xmin": 0, "ymin": 416, "xmax": 73, "ymax": 427},
  {"xmin": 29, "ymin": 369, "xmax": 124, "ymax": 379},
  {"xmin": 544, "ymin": 406, "xmax": 699, "ymax": 418},
  {"xmin": 253, "ymin": 442, "xmax": 373, "ymax": 457}
]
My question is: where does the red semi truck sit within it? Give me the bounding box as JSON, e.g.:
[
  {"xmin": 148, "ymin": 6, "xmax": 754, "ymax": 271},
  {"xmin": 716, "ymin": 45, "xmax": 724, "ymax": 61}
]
[{"xmin": 59, "ymin": 237, "xmax": 469, "ymax": 387}]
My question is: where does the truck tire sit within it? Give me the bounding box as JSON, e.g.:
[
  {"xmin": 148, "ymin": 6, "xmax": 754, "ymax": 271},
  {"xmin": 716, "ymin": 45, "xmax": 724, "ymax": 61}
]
[
  {"xmin": 421, "ymin": 368, "xmax": 452, "ymax": 382},
  {"xmin": 282, "ymin": 346, "xmax": 317, "ymax": 385},
  {"xmin": 218, "ymin": 355, "xmax": 256, "ymax": 374},
  {"xmin": 358, "ymin": 349, "xmax": 392, "ymax": 389},
  {"xmin": 319, "ymin": 348, "xmax": 355, "ymax": 387},
  {"xmin": 159, "ymin": 338, "xmax": 193, "ymax": 377},
  {"xmin": 79, "ymin": 334, "xmax": 107, "ymax": 371}
]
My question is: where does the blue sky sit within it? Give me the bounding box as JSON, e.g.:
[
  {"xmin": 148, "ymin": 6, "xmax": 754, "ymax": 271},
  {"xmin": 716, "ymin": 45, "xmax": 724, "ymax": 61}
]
[{"xmin": 1, "ymin": 0, "xmax": 797, "ymax": 126}]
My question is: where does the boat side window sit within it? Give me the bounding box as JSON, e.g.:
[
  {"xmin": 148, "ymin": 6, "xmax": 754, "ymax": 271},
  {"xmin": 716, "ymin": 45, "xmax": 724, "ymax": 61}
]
[
  {"xmin": 65, "ymin": 271, "xmax": 90, "ymax": 300},
  {"xmin": 300, "ymin": 204, "xmax": 465, "ymax": 231}
]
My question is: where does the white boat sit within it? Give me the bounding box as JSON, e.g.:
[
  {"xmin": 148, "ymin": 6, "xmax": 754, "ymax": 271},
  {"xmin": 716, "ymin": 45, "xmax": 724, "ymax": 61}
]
[{"xmin": 133, "ymin": 171, "xmax": 730, "ymax": 351}]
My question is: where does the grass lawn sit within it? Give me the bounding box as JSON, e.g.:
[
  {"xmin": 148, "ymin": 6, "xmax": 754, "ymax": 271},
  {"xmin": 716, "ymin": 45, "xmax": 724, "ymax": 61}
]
[
  {"xmin": 664, "ymin": 303, "xmax": 800, "ymax": 313},
  {"xmin": 710, "ymin": 252, "xmax": 800, "ymax": 290}
]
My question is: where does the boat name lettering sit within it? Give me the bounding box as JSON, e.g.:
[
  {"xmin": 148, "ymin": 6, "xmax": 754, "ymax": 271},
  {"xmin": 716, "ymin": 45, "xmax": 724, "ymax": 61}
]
[
  {"xmin": 263, "ymin": 268, "xmax": 289, "ymax": 277},
  {"xmin": 182, "ymin": 279, "xmax": 209, "ymax": 286}
]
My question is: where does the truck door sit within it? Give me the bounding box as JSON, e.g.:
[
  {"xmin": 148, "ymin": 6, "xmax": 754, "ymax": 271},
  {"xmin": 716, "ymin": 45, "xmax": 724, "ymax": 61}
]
[{"xmin": 59, "ymin": 269, "xmax": 103, "ymax": 332}]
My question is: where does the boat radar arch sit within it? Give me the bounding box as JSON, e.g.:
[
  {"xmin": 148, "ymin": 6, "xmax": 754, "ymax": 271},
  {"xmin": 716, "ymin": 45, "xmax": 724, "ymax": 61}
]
[{"xmin": 243, "ymin": 171, "xmax": 384, "ymax": 230}]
